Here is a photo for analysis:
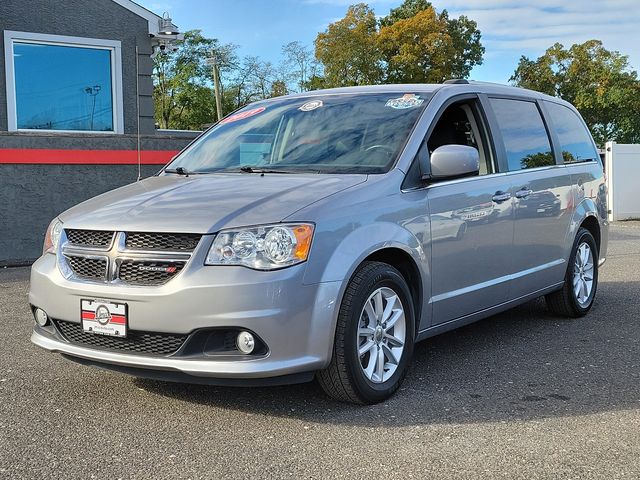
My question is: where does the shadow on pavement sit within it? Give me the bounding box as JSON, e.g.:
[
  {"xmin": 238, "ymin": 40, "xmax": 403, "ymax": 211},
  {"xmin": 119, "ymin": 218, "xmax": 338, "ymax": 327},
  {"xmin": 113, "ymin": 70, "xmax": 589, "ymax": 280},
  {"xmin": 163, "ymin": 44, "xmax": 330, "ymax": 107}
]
[{"xmin": 137, "ymin": 280, "xmax": 640, "ymax": 427}]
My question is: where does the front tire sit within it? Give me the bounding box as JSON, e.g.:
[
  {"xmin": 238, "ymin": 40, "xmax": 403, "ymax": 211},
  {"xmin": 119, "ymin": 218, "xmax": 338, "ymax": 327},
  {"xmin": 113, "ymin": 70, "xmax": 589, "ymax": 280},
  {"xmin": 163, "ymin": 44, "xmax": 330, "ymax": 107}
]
[
  {"xmin": 317, "ymin": 261, "xmax": 415, "ymax": 404},
  {"xmin": 545, "ymin": 227, "xmax": 598, "ymax": 317}
]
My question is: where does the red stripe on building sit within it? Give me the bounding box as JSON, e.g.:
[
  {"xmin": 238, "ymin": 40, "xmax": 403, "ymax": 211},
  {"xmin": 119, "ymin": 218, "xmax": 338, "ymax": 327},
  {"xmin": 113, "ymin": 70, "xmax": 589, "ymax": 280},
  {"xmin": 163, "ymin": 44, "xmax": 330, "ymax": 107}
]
[{"xmin": 0, "ymin": 149, "xmax": 179, "ymax": 165}]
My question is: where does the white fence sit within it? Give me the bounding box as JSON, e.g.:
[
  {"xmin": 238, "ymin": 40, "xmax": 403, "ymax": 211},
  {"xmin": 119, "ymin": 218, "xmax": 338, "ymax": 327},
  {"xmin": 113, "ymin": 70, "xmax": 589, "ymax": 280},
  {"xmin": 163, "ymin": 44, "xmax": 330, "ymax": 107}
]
[{"xmin": 605, "ymin": 142, "xmax": 640, "ymax": 221}]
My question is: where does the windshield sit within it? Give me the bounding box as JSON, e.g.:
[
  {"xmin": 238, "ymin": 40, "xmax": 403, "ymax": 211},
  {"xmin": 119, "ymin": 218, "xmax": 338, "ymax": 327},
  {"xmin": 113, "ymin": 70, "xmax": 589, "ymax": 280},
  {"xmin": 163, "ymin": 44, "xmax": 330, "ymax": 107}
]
[{"xmin": 165, "ymin": 92, "xmax": 430, "ymax": 174}]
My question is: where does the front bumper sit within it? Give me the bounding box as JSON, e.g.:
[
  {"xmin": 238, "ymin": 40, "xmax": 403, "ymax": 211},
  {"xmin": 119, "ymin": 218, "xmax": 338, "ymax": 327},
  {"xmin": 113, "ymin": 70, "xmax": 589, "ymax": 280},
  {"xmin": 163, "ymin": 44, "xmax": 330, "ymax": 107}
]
[{"xmin": 29, "ymin": 253, "xmax": 342, "ymax": 381}]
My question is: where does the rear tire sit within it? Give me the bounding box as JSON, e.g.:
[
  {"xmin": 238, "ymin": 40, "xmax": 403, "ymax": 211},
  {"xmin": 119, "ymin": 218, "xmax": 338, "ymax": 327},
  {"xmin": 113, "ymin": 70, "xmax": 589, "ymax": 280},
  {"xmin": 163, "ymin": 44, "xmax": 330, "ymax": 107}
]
[
  {"xmin": 317, "ymin": 261, "xmax": 415, "ymax": 404},
  {"xmin": 545, "ymin": 227, "xmax": 598, "ymax": 317}
]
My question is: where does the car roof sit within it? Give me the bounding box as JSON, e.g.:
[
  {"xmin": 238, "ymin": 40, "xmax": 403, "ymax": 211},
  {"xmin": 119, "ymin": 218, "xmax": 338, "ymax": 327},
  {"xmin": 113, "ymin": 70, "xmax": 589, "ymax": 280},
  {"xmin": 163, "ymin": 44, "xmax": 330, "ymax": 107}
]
[{"xmin": 280, "ymin": 81, "xmax": 569, "ymax": 107}]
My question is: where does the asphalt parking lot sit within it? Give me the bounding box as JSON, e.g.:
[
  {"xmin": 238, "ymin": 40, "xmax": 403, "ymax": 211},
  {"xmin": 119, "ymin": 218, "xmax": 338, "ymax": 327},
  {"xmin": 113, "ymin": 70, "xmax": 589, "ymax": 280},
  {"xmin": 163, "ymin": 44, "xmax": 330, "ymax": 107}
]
[{"xmin": 1, "ymin": 223, "xmax": 639, "ymax": 479}]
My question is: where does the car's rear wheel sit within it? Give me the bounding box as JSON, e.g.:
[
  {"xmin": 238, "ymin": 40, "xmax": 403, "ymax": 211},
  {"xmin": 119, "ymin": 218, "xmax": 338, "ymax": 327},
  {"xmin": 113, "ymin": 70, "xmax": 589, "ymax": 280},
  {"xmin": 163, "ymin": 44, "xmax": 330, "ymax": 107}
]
[
  {"xmin": 545, "ymin": 227, "xmax": 598, "ymax": 317},
  {"xmin": 317, "ymin": 261, "xmax": 415, "ymax": 404}
]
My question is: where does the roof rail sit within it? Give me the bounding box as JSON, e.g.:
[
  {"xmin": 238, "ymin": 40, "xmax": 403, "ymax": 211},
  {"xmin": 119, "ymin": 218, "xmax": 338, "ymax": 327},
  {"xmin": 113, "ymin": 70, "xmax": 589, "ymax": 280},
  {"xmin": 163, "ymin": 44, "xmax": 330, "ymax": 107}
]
[{"xmin": 443, "ymin": 79, "xmax": 470, "ymax": 85}]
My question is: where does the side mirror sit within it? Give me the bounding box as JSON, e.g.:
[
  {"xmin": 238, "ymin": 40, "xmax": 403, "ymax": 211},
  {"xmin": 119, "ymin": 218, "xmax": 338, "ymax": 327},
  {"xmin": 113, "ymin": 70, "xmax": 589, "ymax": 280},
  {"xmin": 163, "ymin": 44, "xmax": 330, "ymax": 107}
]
[{"xmin": 427, "ymin": 144, "xmax": 480, "ymax": 180}]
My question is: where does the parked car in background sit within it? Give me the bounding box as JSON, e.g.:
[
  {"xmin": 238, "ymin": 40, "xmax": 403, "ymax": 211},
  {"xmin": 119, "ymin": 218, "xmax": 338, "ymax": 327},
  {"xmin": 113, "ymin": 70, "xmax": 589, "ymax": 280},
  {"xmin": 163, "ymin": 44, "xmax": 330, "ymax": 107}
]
[{"xmin": 29, "ymin": 81, "xmax": 608, "ymax": 404}]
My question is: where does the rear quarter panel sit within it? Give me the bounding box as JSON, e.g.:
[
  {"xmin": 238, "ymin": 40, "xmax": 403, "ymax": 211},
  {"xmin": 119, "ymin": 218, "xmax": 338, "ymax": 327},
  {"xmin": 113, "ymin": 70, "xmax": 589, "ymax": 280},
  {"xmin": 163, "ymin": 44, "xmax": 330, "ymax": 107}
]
[{"xmin": 566, "ymin": 161, "xmax": 609, "ymax": 261}]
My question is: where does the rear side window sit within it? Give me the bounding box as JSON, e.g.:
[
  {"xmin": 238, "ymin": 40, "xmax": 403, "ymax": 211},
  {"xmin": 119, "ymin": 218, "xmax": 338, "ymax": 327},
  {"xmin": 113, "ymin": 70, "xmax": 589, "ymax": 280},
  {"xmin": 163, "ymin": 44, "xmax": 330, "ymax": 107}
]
[
  {"xmin": 489, "ymin": 98, "xmax": 554, "ymax": 171},
  {"xmin": 545, "ymin": 102, "xmax": 598, "ymax": 163}
]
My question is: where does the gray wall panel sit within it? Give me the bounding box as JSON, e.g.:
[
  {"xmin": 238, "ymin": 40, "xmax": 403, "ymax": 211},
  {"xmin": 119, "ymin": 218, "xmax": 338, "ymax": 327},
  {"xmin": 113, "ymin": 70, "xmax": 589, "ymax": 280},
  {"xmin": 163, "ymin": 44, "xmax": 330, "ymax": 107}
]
[{"xmin": 0, "ymin": 132, "xmax": 199, "ymax": 265}]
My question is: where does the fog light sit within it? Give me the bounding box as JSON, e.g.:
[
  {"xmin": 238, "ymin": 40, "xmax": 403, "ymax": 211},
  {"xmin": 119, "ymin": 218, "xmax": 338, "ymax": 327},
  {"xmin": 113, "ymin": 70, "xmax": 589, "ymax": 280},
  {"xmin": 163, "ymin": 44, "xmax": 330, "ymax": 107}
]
[
  {"xmin": 236, "ymin": 331, "xmax": 255, "ymax": 354},
  {"xmin": 34, "ymin": 308, "xmax": 49, "ymax": 327}
]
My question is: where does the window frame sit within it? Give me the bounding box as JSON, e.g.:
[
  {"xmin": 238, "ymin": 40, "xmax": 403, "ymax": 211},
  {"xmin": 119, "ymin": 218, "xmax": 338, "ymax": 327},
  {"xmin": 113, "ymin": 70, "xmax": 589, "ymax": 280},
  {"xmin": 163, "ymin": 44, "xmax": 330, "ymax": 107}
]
[
  {"xmin": 401, "ymin": 93, "xmax": 501, "ymax": 189},
  {"xmin": 484, "ymin": 95, "xmax": 559, "ymax": 173},
  {"xmin": 3, "ymin": 30, "xmax": 124, "ymax": 134}
]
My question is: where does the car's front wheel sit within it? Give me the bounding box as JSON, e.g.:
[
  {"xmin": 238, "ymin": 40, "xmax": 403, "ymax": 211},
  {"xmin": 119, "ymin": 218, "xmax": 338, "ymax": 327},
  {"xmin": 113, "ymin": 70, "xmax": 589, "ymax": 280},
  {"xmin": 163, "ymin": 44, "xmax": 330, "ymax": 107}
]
[{"xmin": 317, "ymin": 261, "xmax": 415, "ymax": 404}]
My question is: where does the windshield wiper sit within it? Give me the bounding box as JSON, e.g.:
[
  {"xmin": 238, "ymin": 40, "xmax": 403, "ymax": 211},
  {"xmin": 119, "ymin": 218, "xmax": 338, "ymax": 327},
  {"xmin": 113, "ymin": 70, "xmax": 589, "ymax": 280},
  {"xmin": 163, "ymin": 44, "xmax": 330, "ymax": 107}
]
[
  {"xmin": 164, "ymin": 167, "xmax": 191, "ymax": 177},
  {"xmin": 237, "ymin": 166, "xmax": 317, "ymax": 174}
]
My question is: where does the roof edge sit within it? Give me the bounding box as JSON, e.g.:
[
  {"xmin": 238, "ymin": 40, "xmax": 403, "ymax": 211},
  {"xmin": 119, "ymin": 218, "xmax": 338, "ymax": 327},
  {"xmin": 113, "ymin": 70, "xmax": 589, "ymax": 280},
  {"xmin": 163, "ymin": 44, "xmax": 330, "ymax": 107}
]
[{"xmin": 110, "ymin": 0, "xmax": 162, "ymax": 34}]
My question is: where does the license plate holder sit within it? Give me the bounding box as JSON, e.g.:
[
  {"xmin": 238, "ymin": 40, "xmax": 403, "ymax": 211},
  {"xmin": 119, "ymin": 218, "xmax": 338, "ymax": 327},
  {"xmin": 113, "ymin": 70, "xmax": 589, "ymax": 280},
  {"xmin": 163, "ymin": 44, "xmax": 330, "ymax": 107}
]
[{"xmin": 81, "ymin": 299, "xmax": 128, "ymax": 337}]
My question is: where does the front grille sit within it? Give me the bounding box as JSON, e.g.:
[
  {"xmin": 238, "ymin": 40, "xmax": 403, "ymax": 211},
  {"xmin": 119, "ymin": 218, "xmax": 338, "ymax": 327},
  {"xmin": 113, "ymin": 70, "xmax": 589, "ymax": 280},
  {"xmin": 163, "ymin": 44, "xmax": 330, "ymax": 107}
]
[
  {"xmin": 53, "ymin": 319, "xmax": 187, "ymax": 356},
  {"xmin": 125, "ymin": 232, "xmax": 201, "ymax": 252},
  {"xmin": 118, "ymin": 260, "xmax": 185, "ymax": 285},
  {"xmin": 66, "ymin": 256, "xmax": 107, "ymax": 280},
  {"xmin": 66, "ymin": 229, "xmax": 114, "ymax": 248}
]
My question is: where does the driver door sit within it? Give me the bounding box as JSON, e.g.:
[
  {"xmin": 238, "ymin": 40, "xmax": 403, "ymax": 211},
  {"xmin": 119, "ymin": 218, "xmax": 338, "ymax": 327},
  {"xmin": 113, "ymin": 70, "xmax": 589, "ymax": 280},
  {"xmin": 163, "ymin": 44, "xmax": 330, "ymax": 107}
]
[{"xmin": 425, "ymin": 97, "xmax": 515, "ymax": 324}]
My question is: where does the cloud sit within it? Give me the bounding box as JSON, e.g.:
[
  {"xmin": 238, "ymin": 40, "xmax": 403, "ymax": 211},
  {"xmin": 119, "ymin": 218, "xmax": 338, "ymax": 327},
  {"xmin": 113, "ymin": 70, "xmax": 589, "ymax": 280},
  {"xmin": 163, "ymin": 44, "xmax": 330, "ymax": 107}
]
[
  {"xmin": 441, "ymin": 0, "xmax": 640, "ymax": 68},
  {"xmin": 303, "ymin": 0, "xmax": 395, "ymax": 4}
]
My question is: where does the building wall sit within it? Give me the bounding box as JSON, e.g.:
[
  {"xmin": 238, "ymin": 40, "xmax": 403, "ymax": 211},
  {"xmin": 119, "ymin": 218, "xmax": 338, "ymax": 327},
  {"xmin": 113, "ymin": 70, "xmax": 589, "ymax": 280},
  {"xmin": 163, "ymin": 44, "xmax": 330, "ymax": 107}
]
[
  {"xmin": 0, "ymin": 0, "xmax": 156, "ymax": 134},
  {"xmin": 0, "ymin": 1, "xmax": 204, "ymax": 265},
  {"xmin": 0, "ymin": 132, "xmax": 200, "ymax": 266}
]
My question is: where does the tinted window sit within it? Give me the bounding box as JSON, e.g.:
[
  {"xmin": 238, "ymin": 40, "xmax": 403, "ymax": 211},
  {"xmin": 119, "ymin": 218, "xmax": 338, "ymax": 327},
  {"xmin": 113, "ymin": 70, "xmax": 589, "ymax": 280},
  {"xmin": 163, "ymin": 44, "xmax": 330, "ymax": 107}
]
[
  {"xmin": 545, "ymin": 102, "xmax": 598, "ymax": 163},
  {"xmin": 168, "ymin": 93, "xmax": 429, "ymax": 175},
  {"xmin": 490, "ymin": 98, "xmax": 554, "ymax": 171},
  {"xmin": 13, "ymin": 42, "xmax": 114, "ymax": 131}
]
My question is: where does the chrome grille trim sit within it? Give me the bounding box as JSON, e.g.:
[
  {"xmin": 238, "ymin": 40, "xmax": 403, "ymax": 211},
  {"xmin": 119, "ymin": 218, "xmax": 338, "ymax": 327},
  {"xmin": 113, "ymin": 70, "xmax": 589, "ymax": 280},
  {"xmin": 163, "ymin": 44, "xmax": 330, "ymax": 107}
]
[{"xmin": 60, "ymin": 230, "xmax": 201, "ymax": 286}]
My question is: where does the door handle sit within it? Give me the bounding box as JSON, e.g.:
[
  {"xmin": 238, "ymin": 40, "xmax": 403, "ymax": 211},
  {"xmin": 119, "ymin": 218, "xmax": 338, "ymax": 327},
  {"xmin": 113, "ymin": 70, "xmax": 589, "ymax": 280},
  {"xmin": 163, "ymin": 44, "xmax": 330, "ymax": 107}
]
[
  {"xmin": 515, "ymin": 189, "xmax": 533, "ymax": 199},
  {"xmin": 492, "ymin": 191, "xmax": 512, "ymax": 203}
]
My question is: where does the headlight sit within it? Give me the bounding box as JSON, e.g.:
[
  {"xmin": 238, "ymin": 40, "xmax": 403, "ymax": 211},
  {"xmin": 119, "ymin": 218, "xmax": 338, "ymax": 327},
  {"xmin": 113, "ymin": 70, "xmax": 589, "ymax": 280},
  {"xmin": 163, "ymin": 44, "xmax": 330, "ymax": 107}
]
[
  {"xmin": 206, "ymin": 223, "xmax": 314, "ymax": 270},
  {"xmin": 43, "ymin": 218, "xmax": 63, "ymax": 255}
]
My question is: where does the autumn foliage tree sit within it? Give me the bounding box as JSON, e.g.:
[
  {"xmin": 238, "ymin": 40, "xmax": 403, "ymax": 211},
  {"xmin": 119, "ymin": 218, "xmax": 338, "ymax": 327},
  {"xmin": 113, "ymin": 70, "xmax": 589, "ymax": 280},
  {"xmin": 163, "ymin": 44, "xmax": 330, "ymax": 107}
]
[
  {"xmin": 314, "ymin": 4, "xmax": 384, "ymax": 87},
  {"xmin": 380, "ymin": 0, "xmax": 483, "ymax": 82},
  {"xmin": 314, "ymin": 0, "xmax": 484, "ymax": 87},
  {"xmin": 511, "ymin": 40, "xmax": 640, "ymax": 145}
]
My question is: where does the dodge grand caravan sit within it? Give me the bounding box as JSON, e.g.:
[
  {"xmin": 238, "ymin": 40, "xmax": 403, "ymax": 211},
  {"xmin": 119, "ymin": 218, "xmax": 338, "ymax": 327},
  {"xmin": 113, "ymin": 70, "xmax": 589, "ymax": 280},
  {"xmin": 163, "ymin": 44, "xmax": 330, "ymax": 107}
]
[{"xmin": 29, "ymin": 81, "xmax": 608, "ymax": 404}]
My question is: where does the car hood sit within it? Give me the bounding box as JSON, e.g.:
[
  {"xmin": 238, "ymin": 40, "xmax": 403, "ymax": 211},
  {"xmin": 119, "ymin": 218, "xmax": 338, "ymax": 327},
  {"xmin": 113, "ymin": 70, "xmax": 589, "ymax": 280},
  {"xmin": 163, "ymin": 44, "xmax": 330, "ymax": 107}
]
[{"xmin": 60, "ymin": 173, "xmax": 367, "ymax": 233}]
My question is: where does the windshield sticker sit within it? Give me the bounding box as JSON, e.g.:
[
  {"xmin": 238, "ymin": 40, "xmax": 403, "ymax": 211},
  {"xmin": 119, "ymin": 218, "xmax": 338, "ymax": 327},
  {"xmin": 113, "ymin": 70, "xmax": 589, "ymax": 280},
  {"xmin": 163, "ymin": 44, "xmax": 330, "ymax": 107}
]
[
  {"xmin": 299, "ymin": 100, "xmax": 323, "ymax": 112},
  {"xmin": 385, "ymin": 94, "xmax": 424, "ymax": 109},
  {"xmin": 220, "ymin": 107, "xmax": 266, "ymax": 124}
]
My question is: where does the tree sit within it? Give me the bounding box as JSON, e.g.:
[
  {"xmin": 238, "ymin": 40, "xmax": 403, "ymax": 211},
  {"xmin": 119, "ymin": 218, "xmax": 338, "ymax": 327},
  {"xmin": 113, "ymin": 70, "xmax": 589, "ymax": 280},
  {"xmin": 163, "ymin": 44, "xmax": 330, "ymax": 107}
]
[
  {"xmin": 282, "ymin": 41, "xmax": 319, "ymax": 92},
  {"xmin": 270, "ymin": 80, "xmax": 289, "ymax": 97},
  {"xmin": 153, "ymin": 30, "xmax": 237, "ymax": 129},
  {"xmin": 511, "ymin": 40, "xmax": 640, "ymax": 145},
  {"xmin": 314, "ymin": 4, "xmax": 383, "ymax": 87},
  {"xmin": 380, "ymin": 0, "xmax": 432, "ymax": 26},
  {"xmin": 440, "ymin": 11, "xmax": 484, "ymax": 80},
  {"xmin": 377, "ymin": 8, "xmax": 454, "ymax": 83},
  {"xmin": 314, "ymin": 1, "xmax": 483, "ymax": 87},
  {"xmin": 379, "ymin": 0, "xmax": 483, "ymax": 81}
]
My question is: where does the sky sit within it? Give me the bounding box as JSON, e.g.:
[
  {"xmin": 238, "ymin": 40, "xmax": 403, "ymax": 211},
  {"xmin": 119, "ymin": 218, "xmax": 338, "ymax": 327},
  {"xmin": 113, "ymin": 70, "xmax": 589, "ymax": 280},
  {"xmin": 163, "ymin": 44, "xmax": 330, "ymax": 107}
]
[{"xmin": 137, "ymin": 0, "xmax": 640, "ymax": 83}]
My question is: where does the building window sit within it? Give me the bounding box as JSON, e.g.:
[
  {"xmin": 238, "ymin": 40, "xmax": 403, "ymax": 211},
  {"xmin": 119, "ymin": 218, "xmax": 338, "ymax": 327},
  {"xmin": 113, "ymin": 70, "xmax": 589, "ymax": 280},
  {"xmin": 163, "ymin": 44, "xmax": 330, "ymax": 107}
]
[{"xmin": 4, "ymin": 31, "xmax": 123, "ymax": 133}]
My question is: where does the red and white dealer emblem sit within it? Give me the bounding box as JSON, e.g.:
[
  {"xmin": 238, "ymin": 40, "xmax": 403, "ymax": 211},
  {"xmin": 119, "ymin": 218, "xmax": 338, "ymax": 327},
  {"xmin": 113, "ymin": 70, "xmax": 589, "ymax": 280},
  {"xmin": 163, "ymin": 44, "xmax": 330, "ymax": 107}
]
[{"xmin": 81, "ymin": 299, "xmax": 127, "ymax": 337}]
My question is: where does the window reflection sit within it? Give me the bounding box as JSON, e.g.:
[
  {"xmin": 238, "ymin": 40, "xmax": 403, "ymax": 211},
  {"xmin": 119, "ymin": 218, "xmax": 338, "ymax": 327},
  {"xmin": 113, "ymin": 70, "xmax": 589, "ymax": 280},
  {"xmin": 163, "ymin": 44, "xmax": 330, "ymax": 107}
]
[
  {"xmin": 545, "ymin": 102, "xmax": 598, "ymax": 163},
  {"xmin": 490, "ymin": 98, "xmax": 554, "ymax": 171},
  {"xmin": 13, "ymin": 42, "xmax": 114, "ymax": 131}
]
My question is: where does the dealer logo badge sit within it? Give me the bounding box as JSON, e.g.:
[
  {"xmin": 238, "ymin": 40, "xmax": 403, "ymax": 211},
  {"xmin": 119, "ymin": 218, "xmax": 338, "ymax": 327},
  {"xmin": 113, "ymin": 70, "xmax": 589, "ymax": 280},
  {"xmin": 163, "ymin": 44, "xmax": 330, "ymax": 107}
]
[{"xmin": 94, "ymin": 305, "xmax": 112, "ymax": 325}]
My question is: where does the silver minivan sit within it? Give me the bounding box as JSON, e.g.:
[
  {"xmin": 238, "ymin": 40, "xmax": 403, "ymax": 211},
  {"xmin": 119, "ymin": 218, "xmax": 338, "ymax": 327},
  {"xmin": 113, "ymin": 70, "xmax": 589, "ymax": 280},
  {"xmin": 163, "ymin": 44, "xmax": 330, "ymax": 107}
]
[{"xmin": 29, "ymin": 82, "xmax": 608, "ymax": 404}]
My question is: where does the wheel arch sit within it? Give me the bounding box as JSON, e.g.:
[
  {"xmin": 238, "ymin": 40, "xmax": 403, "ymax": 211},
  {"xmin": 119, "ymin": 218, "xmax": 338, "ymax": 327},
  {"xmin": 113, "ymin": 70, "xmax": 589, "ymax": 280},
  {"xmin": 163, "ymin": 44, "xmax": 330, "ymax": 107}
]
[
  {"xmin": 579, "ymin": 215, "xmax": 601, "ymax": 255},
  {"xmin": 363, "ymin": 247, "xmax": 424, "ymax": 337}
]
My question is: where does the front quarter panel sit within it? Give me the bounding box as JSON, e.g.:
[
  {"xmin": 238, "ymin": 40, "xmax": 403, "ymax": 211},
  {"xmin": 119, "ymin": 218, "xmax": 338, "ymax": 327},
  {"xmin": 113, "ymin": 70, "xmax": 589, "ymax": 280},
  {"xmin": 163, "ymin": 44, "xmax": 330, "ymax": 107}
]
[{"xmin": 288, "ymin": 171, "xmax": 432, "ymax": 330}]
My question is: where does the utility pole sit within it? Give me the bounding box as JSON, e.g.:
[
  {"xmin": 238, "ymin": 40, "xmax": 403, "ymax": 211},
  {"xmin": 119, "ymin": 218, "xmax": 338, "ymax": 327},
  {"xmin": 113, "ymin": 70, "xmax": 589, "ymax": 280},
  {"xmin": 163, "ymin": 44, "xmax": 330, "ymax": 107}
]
[
  {"xmin": 84, "ymin": 85, "xmax": 101, "ymax": 130},
  {"xmin": 207, "ymin": 54, "xmax": 223, "ymax": 122}
]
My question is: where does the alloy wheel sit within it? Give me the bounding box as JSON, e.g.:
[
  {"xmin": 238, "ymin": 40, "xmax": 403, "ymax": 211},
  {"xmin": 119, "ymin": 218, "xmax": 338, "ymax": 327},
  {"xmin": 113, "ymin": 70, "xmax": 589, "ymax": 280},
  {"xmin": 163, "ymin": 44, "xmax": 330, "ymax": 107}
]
[
  {"xmin": 357, "ymin": 287, "xmax": 406, "ymax": 384},
  {"xmin": 573, "ymin": 242, "xmax": 594, "ymax": 307}
]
